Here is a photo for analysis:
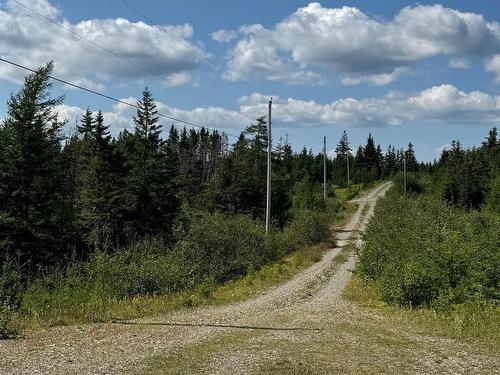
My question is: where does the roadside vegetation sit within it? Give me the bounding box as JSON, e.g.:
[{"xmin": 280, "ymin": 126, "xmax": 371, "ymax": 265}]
[
  {"xmin": 353, "ymin": 129, "xmax": 500, "ymax": 345},
  {"xmin": 1, "ymin": 63, "xmax": 389, "ymax": 338}
]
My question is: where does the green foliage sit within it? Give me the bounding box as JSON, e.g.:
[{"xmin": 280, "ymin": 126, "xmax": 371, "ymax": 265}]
[
  {"xmin": 175, "ymin": 213, "xmax": 269, "ymax": 284},
  {"xmin": 290, "ymin": 177, "xmax": 324, "ymax": 215},
  {"xmin": 435, "ymin": 131, "xmax": 498, "ymax": 210},
  {"xmin": 393, "ymin": 172, "xmax": 424, "ymax": 195},
  {"xmin": 358, "ymin": 190, "xmax": 500, "ymax": 308},
  {"xmin": 0, "ymin": 263, "xmax": 22, "ymax": 308},
  {"xmin": 0, "ymin": 302, "xmax": 15, "ymax": 339},
  {"xmin": 486, "ymin": 175, "xmax": 500, "ymax": 214},
  {"xmin": 0, "ymin": 264, "xmax": 22, "ymax": 338},
  {"xmin": 284, "ymin": 210, "xmax": 332, "ymax": 249},
  {"xmin": 19, "ymin": 241, "xmax": 187, "ymax": 323},
  {"xmin": 0, "ymin": 61, "xmax": 65, "ymax": 266}
]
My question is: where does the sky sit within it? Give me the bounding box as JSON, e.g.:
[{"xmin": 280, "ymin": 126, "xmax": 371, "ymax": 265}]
[{"xmin": 0, "ymin": 0, "xmax": 499, "ymax": 161}]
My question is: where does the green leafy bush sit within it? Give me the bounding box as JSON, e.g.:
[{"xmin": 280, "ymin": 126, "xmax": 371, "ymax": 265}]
[
  {"xmin": 393, "ymin": 172, "xmax": 424, "ymax": 195},
  {"xmin": 284, "ymin": 210, "xmax": 332, "ymax": 249},
  {"xmin": 19, "ymin": 239, "xmax": 188, "ymax": 321},
  {"xmin": 0, "ymin": 264, "xmax": 21, "ymax": 338},
  {"xmin": 0, "ymin": 302, "xmax": 15, "ymax": 339},
  {"xmin": 486, "ymin": 175, "xmax": 500, "ymax": 214},
  {"xmin": 175, "ymin": 213, "xmax": 269, "ymax": 284},
  {"xmin": 358, "ymin": 190, "xmax": 500, "ymax": 308},
  {"xmin": 16, "ymin": 205, "xmax": 336, "ymax": 327}
]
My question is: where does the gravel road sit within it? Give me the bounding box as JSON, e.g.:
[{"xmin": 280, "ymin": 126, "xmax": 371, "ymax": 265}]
[{"xmin": 1, "ymin": 181, "xmax": 497, "ymax": 374}]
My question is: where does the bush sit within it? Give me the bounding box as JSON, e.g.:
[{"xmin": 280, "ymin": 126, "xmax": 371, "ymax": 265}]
[
  {"xmin": 393, "ymin": 172, "xmax": 424, "ymax": 195},
  {"xmin": 0, "ymin": 264, "xmax": 21, "ymax": 339},
  {"xmin": 17, "ymin": 207, "xmax": 335, "ymax": 327},
  {"xmin": 290, "ymin": 178, "xmax": 325, "ymax": 216},
  {"xmin": 19, "ymin": 239, "xmax": 187, "ymax": 321},
  {"xmin": 284, "ymin": 210, "xmax": 332, "ymax": 249},
  {"xmin": 486, "ymin": 175, "xmax": 500, "ymax": 214},
  {"xmin": 175, "ymin": 213, "xmax": 269, "ymax": 284},
  {"xmin": 0, "ymin": 263, "xmax": 22, "ymax": 308},
  {"xmin": 0, "ymin": 302, "xmax": 15, "ymax": 339},
  {"xmin": 358, "ymin": 190, "xmax": 500, "ymax": 308}
]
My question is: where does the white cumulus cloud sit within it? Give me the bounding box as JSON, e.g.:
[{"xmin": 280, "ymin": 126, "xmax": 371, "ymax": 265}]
[
  {"xmin": 0, "ymin": 0, "xmax": 208, "ymax": 89},
  {"xmin": 485, "ymin": 54, "xmax": 500, "ymax": 82},
  {"xmin": 55, "ymin": 84, "xmax": 500, "ymax": 138},
  {"xmin": 211, "ymin": 29, "xmax": 238, "ymax": 43},
  {"xmin": 222, "ymin": 3, "xmax": 500, "ymax": 85}
]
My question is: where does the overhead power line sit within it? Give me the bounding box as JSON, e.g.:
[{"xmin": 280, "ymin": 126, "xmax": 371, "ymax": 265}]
[
  {"xmin": 0, "ymin": 57, "xmax": 239, "ymax": 138},
  {"xmin": 11, "ymin": 0, "xmax": 227, "ymax": 109},
  {"xmin": 120, "ymin": 0, "xmax": 262, "ymax": 94},
  {"xmin": 121, "ymin": 0, "xmax": 220, "ymax": 71}
]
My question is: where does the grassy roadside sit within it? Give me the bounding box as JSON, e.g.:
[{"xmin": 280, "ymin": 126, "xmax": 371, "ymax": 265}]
[
  {"xmin": 10, "ymin": 185, "xmax": 366, "ymax": 334},
  {"xmin": 11, "ymin": 243, "xmax": 327, "ymax": 332},
  {"xmin": 344, "ymin": 276, "xmax": 500, "ymax": 350}
]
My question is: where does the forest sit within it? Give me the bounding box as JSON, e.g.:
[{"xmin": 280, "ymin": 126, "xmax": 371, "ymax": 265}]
[{"xmin": 1, "ymin": 63, "xmax": 498, "ymax": 338}]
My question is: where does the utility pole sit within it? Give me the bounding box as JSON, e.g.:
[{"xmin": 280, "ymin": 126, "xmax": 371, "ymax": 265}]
[
  {"xmin": 265, "ymin": 98, "xmax": 272, "ymax": 235},
  {"xmin": 346, "ymin": 153, "xmax": 350, "ymax": 185},
  {"xmin": 403, "ymin": 149, "xmax": 407, "ymax": 197},
  {"xmin": 323, "ymin": 136, "xmax": 327, "ymax": 203}
]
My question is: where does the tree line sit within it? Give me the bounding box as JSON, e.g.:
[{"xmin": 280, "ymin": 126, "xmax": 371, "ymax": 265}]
[
  {"xmin": 433, "ymin": 128, "xmax": 499, "ymax": 210},
  {"xmin": 0, "ymin": 62, "xmax": 450, "ymax": 277}
]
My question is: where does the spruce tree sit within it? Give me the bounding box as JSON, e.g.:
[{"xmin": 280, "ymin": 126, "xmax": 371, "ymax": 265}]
[
  {"xmin": 335, "ymin": 130, "xmax": 352, "ymax": 157},
  {"xmin": 77, "ymin": 108, "xmax": 95, "ymax": 140},
  {"xmin": 125, "ymin": 88, "xmax": 178, "ymax": 240},
  {"xmin": 75, "ymin": 110, "xmax": 115, "ymax": 248},
  {"xmin": 0, "ymin": 62, "xmax": 65, "ymax": 266},
  {"xmin": 335, "ymin": 130, "xmax": 352, "ymax": 185},
  {"xmin": 405, "ymin": 142, "xmax": 418, "ymax": 172}
]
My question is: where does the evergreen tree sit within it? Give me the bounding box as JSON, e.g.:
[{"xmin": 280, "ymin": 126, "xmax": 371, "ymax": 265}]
[
  {"xmin": 94, "ymin": 110, "xmax": 111, "ymax": 154},
  {"xmin": 335, "ymin": 130, "xmax": 352, "ymax": 185},
  {"xmin": 384, "ymin": 145, "xmax": 397, "ymax": 176},
  {"xmin": 335, "ymin": 131, "xmax": 352, "ymax": 156},
  {"xmin": 405, "ymin": 142, "xmax": 419, "ymax": 172},
  {"xmin": 0, "ymin": 62, "xmax": 65, "ymax": 267},
  {"xmin": 363, "ymin": 134, "xmax": 377, "ymax": 171},
  {"xmin": 77, "ymin": 108, "xmax": 95, "ymax": 139},
  {"xmin": 74, "ymin": 110, "xmax": 115, "ymax": 247},
  {"xmin": 124, "ymin": 87, "xmax": 178, "ymax": 240}
]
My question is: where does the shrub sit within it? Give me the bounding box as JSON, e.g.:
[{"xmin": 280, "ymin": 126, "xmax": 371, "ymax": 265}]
[
  {"xmin": 358, "ymin": 190, "xmax": 500, "ymax": 308},
  {"xmin": 289, "ymin": 178, "xmax": 325, "ymax": 219},
  {"xmin": 486, "ymin": 175, "xmax": 500, "ymax": 214},
  {"xmin": 0, "ymin": 264, "xmax": 21, "ymax": 338},
  {"xmin": 175, "ymin": 213, "xmax": 269, "ymax": 284},
  {"xmin": 0, "ymin": 263, "xmax": 22, "ymax": 308},
  {"xmin": 284, "ymin": 210, "xmax": 332, "ymax": 249},
  {"xmin": 393, "ymin": 172, "xmax": 424, "ymax": 195},
  {"xmin": 0, "ymin": 302, "xmax": 15, "ymax": 339},
  {"xmin": 19, "ymin": 239, "xmax": 187, "ymax": 321},
  {"xmin": 16, "ymin": 206, "xmax": 336, "ymax": 327}
]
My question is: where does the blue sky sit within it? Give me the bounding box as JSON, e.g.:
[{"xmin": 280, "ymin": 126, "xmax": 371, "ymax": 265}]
[{"xmin": 0, "ymin": 0, "xmax": 499, "ymax": 161}]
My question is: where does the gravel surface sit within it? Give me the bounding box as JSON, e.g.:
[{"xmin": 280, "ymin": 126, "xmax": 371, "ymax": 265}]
[{"xmin": 1, "ymin": 182, "xmax": 497, "ymax": 374}]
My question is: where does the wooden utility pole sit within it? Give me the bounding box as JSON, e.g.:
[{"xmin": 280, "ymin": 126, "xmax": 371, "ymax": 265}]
[
  {"xmin": 403, "ymin": 150, "xmax": 407, "ymax": 197},
  {"xmin": 347, "ymin": 153, "xmax": 350, "ymax": 185},
  {"xmin": 323, "ymin": 136, "xmax": 327, "ymax": 202},
  {"xmin": 265, "ymin": 98, "xmax": 272, "ymax": 235}
]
